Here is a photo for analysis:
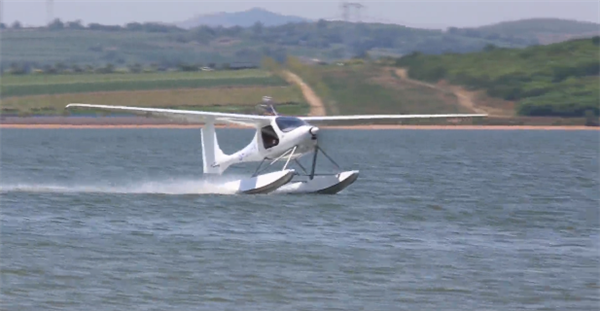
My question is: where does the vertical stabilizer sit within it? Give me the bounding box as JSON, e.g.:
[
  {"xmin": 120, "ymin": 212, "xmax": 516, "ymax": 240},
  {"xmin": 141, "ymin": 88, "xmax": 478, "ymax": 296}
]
[{"xmin": 201, "ymin": 121, "xmax": 228, "ymax": 174}]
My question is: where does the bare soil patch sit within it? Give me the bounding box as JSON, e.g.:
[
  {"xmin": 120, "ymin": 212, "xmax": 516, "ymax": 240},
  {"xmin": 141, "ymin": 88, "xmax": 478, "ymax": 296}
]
[
  {"xmin": 393, "ymin": 68, "xmax": 513, "ymax": 117},
  {"xmin": 282, "ymin": 70, "xmax": 326, "ymax": 116}
]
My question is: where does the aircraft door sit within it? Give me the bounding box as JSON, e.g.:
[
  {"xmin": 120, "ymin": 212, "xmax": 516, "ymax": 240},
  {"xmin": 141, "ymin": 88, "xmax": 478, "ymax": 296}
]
[{"xmin": 260, "ymin": 125, "xmax": 280, "ymax": 149}]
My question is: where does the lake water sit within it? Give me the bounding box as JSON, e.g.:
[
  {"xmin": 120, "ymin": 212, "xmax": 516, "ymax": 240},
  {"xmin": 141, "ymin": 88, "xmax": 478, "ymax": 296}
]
[{"xmin": 1, "ymin": 128, "xmax": 599, "ymax": 310}]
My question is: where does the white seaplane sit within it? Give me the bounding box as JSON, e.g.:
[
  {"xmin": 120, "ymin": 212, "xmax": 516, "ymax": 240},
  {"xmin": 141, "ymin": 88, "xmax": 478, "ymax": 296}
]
[{"xmin": 65, "ymin": 97, "xmax": 486, "ymax": 194}]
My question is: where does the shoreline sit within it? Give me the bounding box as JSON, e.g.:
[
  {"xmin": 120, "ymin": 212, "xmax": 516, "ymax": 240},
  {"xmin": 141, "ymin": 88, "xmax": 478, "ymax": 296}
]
[
  {"xmin": 1, "ymin": 116, "xmax": 598, "ymax": 130},
  {"xmin": 1, "ymin": 123, "xmax": 598, "ymax": 130}
]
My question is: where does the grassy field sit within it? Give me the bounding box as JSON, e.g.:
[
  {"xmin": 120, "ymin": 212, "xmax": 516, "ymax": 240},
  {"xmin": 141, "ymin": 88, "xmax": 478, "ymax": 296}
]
[
  {"xmin": 1, "ymin": 70, "xmax": 273, "ymax": 85},
  {"xmin": 2, "ymin": 86, "xmax": 309, "ymax": 116},
  {"xmin": 1, "ymin": 69, "xmax": 309, "ymax": 116},
  {"xmin": 2, "ymin": 70, "xmax": 288, "ymax": 97},
  {"xmin": 394, "ymin": 37, "xmax": 600, "ymax": 117},
  {"xmin": 286, "ymin": 57, "xmax": 469, "ymax": 116}
]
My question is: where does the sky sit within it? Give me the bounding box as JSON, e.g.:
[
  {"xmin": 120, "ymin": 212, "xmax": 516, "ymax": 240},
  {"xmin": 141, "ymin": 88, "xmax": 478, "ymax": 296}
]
[{"xmin": 2, "ymin": 0, "xmax": 599, "ymax": 29}]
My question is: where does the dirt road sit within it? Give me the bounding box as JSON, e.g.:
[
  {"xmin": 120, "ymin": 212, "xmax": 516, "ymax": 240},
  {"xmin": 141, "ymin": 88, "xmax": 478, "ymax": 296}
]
[
  {"xmin": 283, "ymin": 68, "xmax": 494, "ymax": 117},
  {"xmin": 282, "ymin": 70, "xmax": 326, "ymax": 116},
  {"xmin": 394, "ymin": 68, "xmax": 500, "ymax": 116}
]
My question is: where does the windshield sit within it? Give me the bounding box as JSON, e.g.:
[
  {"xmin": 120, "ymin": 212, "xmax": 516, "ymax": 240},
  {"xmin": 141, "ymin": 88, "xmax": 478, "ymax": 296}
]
[{"xmin": 275, "ymin": 116, "xmax": 308, "ymax": 132}]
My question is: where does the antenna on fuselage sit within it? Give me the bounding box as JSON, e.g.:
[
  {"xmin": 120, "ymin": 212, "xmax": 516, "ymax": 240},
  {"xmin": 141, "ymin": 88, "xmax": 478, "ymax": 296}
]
[{"xmin": 258, "ymin": 96, "xmax": 279, "ymax": 116}]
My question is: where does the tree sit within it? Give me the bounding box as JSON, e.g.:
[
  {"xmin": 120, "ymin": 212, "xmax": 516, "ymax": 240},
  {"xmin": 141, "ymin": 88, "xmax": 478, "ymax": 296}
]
[
  {"xmin": 104, "ymin": 63, "xmax": 115, "ymax": 73},
  {"xmin": 483, "ymin": 44, "xmax": 498, "ymax": 52},
  {"xmin": 128, "ymin": 63, "xmax": 142, "ymax": 73},
  {"xmin": 585, "ymin": 109, "xmax": 599, "ymax": 126},
  {"xmin": 177, "ymin": 62, "xmax": 198, "ymax": 71},
  {"xmin": 125, "ymin": 22, "xmax": 144, "ymax": 31},
  {"xmin": 447, "ymin": 27, "xmax": 459, "ymax": 34},
  {"xmin": 353, "ymin": 50, "xmax": 371, "ymax": 60},
  {"xmin": 317, "ymin": 19, "xmax": 327, "ymax": 29},
  {"xmin": 43, "ymin": 64, "xmax": 58, "ymax": 74},
  {"xmin": 149, "ymin": 63, "xmax": 159, "ymax": 72},
  {"xmin": 485, "ymin": 33, "xmax": 501, "ymax": 40},
  {"xmin": 224, "ymin": 25, "xmax": 243, "ymax": 36},
  {"xmin": 11, "ymin": 21, "xmax": 22, "ymax": 29},
  {"xmin": 190, "ymin": 26, "xmax": 215, "ymax": 44},
  {"xmin": 71, "ymin": 64, "xmax": 84, "ymax": 73},
  {"xmin": 252, "ymin": 21, "xmax": 264, "ymax": 35},
  {"xmin": 48, "ymin": 18, "xmax": 64, "ymax": 30},
  {"xmin": 54, "ymin": 62, "xmax": 67, "ymax": 73},
  {"xmin": 8, "ymin": 62, "xmax": 26, "ymax": 75},
  {"xmin": 66, "ymin": 20, "xmax": 85, "ymax": 29},
  {"xmin": 260, "ymin": 56, "xmax": 279, "ymax": 71},
  {"xmin": 95, "ymin": 63, "xmax": 114, "ymax": 74},
  {"xmin": 329, "ymin": 47, "xmax": 346, "ymax": 59}
]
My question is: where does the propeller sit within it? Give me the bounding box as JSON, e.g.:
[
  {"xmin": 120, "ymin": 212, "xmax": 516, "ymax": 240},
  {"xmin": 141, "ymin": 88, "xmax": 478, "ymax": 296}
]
[
  {"xmin": 257, "ymin": 96, "xmax": 279, "ymax": 116},
  {"xmin": 309, "ymin": 126, "xmax": 319, "ymax": 140}
]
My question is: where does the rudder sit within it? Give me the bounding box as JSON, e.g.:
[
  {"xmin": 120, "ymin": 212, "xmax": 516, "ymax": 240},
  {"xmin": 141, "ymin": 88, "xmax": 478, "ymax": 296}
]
[{"xmin": 201, "ymin": 121, "xmax": 228, "ymax": 174}]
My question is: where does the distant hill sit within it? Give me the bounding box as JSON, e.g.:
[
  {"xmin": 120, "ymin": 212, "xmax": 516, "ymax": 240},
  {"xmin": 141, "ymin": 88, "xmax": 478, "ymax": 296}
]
[
  {"xmin": 2, "ymin": 16, "xmax": 598, "ymax": 71},
  {"xmin": 475, "ymin": 18, "xmax": 599, "ymax": 36},
  {"xmin": 174, "ymin": 7, "xmax": 311, "ymax": 29},
  {"xmin": 1, "ymin": 19, "xmax": 531, "ymax": 69},
  {"xmin": 448, "ymin": 18, "xmax": 600, "ymax": 44}
]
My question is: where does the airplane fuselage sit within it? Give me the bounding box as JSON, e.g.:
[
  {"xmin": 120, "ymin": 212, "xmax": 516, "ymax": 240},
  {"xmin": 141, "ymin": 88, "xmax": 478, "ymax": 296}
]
[{"xmin": 212, "ymin": 116, "xmax": 319, "ymax": 170}]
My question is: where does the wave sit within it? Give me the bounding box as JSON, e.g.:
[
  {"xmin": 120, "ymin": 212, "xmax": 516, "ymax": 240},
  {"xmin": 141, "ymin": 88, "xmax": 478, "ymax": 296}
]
[{"xmin": 0, "ymin": 177, "xmax": 246, "ymax": 195}]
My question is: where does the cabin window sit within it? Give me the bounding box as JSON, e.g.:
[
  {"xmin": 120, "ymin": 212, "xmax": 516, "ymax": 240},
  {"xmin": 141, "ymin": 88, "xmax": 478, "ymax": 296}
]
[
  {"xmin": 275, "ymin": 116, "xmax": 307, "ymax": 132},
  {"xmin": 261, "ymin": 125, "xmax": 279, "ymax": 149}
]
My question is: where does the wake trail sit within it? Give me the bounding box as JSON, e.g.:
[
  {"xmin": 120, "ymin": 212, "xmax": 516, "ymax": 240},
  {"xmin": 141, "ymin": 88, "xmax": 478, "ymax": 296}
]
[{"xmin": 0, "ymin": 177, "xmax": 247, "ymax": 195}]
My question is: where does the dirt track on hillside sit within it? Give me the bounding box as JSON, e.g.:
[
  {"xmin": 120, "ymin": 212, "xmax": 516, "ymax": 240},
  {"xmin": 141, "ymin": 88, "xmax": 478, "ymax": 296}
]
[
  {"xmin": 282, "ymin": 70, "xmax": 326, "ymax": 116},
  {"xmin": 394, "ymin": 68, "xmax": 507, "ymax": 116}
]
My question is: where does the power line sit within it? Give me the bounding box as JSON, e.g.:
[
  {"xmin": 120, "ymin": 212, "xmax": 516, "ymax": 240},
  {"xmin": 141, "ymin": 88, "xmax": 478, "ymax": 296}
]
[
  {"xmin": 47, "ymin": 0, "xmax": 53, "ymax": 25},
  {"xmin": 340, "ymin": 1, "xmax": 364, "ymax": 23}
]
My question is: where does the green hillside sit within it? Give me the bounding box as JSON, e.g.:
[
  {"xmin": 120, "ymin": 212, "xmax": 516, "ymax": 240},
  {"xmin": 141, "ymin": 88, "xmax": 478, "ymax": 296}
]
[
  {"xmin": 0, "ymin": 19, "xmax": 550, "ymax": 70},
  {"xmin": 394, "ymin": 37, "xmax": 600, "ymax": 117},
  {"xmin": 285, "ymin": 57, "xmax": 470, "ymax": 117},
  {"xmin": 451, "ymin": 18, "xmax": 600, "ymax": 45},
  {"xmin": 473, "ymin": 18, "xmax": 599, "ymax": 37}
]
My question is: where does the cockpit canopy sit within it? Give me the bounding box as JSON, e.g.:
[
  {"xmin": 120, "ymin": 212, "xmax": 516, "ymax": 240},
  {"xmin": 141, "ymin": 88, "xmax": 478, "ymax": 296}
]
[{"xmin": 274, "ymin": 116, "xmax": 308, "ymax": 132}]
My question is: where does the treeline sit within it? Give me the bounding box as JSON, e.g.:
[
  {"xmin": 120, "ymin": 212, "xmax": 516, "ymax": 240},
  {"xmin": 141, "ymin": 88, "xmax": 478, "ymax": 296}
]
[
  {"xmin": 395, "ymin": 37, "xmax": 600, "ymax": 117},
  {"xmin": 3, "ymin": 61, "xmax": 259, "ymax": 76},
  {"xmin": 2, "ymin": 17, "xmax": 537, "ymax": 58},
  {"xmin": 1, "ymin": 19, "xmax": 186, "ymax": 33}
]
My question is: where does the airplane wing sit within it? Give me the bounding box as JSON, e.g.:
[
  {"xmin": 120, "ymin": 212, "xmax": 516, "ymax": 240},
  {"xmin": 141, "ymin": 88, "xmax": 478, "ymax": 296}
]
[
  {"xmin": 298, "ymin": 113, "xmax": 488, "ymax": 125},
  {"xmin": 65, "ymin": 104, "xmax": 273, "ymax": 127}
]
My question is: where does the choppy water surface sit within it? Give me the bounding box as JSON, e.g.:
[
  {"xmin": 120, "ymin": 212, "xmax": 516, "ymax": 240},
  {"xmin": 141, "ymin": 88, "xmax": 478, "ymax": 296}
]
[{"xmin": 1, "ymin": 128, "xmax": 599, "ymax": 310}]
